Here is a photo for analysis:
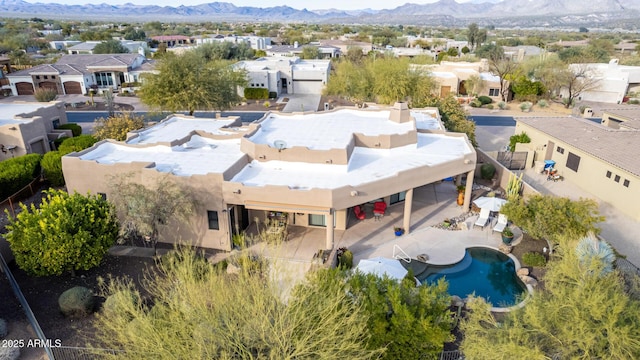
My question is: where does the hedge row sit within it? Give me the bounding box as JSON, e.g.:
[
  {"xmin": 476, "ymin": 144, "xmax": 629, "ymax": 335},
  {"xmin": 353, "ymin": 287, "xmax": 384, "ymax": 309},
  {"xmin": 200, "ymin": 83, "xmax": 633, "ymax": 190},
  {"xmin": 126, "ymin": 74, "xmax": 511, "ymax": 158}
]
[
  {"xmin": 42, "ymin": 135, "xmax": 98, "ymax": 186},
  {"xmin": 244, "ymin": 87, "xmax": 269, "ymax": 100},
  {"xmin": 0, "ymin": 154, "xmax": 42, "ymax": 200},
  {"xmin": 57, "ymin": 123, "xmax": 82, "ymax": 137}
]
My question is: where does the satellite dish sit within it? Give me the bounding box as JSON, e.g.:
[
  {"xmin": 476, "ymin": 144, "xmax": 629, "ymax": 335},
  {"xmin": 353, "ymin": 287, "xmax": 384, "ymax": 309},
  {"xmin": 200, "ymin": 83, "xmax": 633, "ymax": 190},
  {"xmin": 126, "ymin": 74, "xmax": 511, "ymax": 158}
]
[{"xmin": 273, "ymin": 140, "xmax": 287, "ymax": 152}]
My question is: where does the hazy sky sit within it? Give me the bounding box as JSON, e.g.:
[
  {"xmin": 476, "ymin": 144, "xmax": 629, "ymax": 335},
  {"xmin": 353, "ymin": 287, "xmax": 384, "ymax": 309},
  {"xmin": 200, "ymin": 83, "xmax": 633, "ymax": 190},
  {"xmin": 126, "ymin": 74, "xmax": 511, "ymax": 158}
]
[{"xmin": 31, "ymin": 0, "xmax": 477, "ymax": 11}]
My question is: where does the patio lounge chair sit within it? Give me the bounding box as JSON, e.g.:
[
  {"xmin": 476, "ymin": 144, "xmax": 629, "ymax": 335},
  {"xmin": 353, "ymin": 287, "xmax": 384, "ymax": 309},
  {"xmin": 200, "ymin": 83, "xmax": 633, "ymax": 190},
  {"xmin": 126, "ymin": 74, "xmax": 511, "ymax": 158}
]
[
  {"xmin": 373, "ymin": 201, "xmax": 387, "ymax": 220},
  {"xmin": 353, "ymin": 205, "xmax": 365, "ymax": 220},
  {"xmin": 473, "ymin": 208, "xmax": 490, "ymax": 229},
  {"xmin": 492, "ymin": 214, "xmax": 508, "ymax": 234}
]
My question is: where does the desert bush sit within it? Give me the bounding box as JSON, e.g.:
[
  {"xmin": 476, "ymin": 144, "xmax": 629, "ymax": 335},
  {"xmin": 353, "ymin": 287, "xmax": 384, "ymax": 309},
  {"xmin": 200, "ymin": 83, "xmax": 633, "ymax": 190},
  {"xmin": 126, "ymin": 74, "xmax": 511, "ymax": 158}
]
[
  {"xmin": 57, "ymin": 123, "xmax": 82, "ymax": 137},
  {"xmin": 0, "ymin": 346, "xmax": 20, "ymax": 360},
  {"xmin": 57, "ymin": 135, "xmax": 97, "ymax": 154},
  {"xmin": 509, "ymin": 132, "xmax": 531, "ymax": 152},
  {"xmin": 522, "ymin": 252, "xmax": 547, "ymax": 267},
  {"xmin": 263, "ymin": 101, "xmax": 270, "ymax": 108},
  {"xmin": 0, "ymin": 318, "xmax": 7, "ymax": 338},
  {"xmin": 536, "ymin": 99, "xmax": 548, "ymax": 108},
  {"xmin": 477, "ymin": 95, "xmax": 492, "ymax": 105},
  {"xmin": 486, "ymin": 104, "xmax": 494, "ymax": 110},
  {"xmin": 497, "ymin": 101, "xmax": 507, "ymax": 110},
  {"xmin": 480, "ymin": 163, "xmax": 496, "ymax": 180},
  {"xmin": 629, "ymin": 99, "xmax": 640, "ymax": 105},
  {"xmin": 469, "ymin": 99, "xmax": 481, "ymax": 108},
  {"xmin": 520, "ymin": 102, "xmax": 532, "ymax": 112},
  {"xmin": 93, "ymin": 113, "xmax": 145, "ymax": 141},
  {"xmin": 33, "ymin": 88, "xmax": 57, "ymax": 102},
  {"xmin": 59, "ymin": 286, "xmax": 96, "ymax": 317},
  {"xmin": 244, "ymin": 87, "xmax": 269, "ymax": 100},
  {"xmin": 41, "ymin": 151, "xmax": 65, "ymax": 186},
  {"xmin": 0, "ymin": 153, "xmax": 42, "ymax": 200}
]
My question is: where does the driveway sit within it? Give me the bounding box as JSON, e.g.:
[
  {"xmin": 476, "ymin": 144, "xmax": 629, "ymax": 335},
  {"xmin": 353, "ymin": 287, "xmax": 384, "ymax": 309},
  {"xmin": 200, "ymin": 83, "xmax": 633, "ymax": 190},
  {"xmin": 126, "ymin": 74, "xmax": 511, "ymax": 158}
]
[{"xmin": 281, "ymin": 94, "xmax": 321, "ymax": 113}]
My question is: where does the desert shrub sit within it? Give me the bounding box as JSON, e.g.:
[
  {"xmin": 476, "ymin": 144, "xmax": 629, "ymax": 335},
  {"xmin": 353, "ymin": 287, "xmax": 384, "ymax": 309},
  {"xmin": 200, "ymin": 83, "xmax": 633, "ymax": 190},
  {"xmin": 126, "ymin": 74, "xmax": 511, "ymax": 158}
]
[
  {"xmin": 469, "ymin": 99, "xmax": 481, "ymax": 108},
  {"xmin": 562, "ymin": 97, "xmax": 574, "ymax": 108},
  {"xmin": 509, "ymin": 132, "xmax": 531, "ymax": 152},
  {"xmin": 536, "ymin": 99, "xmax": 548, "ymax": 108},
  {"xmin": 336, "ymin": 247, "xmax": 353, "ymax": 269},
  {"xmin": 268, "ymin": 91, "xmax": 277, "ymax": 99},
  {"xmin": 480, "ymin": 163, "xmax": 496, "ymax": 180},
  {"xmin": 0, "ymin": 346, "xmax": 20, "ymax": 360},
  {"xmin": 33, "ymin": 88, "xmax": 58, "ymax": 102},
  {"xmin": 497, "ymin": 101, "xmax": 507, "ymax": 110},
  {"xmin": 0, "ymin": 318, "xmax": 6, "ymax": 338},
  {"xmin": 578, "ymin": 105, "xmax": 588, "ymax": 114},
  {"xmin": 243, "ymin": 87, "xmax": 269, "ymax": 100},
  {"xmin": 93, "ymin": 113, "xmax": 145, "ymax": 141},
  {"xmin": 57, "ymin": 123, "xmax": 82, "ymax": 137},
  {"xmin": 477, "ymin": 95, "xmax": 492, "ymax": 105},
  {"xmin": 520, "ymin": 102, "xmax": 532, "ymax": 112},
  {"xmin": 628, "ymin": 99, "xmax": 640, "ymax": 105},
  {"xmin": 486, "ymin": 104, "xmax": 494, "ymax": 110},
  {"xmin": 522, "ymin": 252, "xmax": 547, "ymax": 267},
  {"xmin": 58, "ymin": 135, "xmax": 97, "ymax": 154},
  {"xmin": 0, "ymin": 153, "xmax": 42, "ymax": 200},
  {"xmin": 263, "ymin": 101, "xmax": 270, "ymax": 108},
  {"xmin": 59, "ymin": 286, "xmax": 96, "ymax": 317},
  {"xmin": 53, "ymin": 136, "xmax": 69, "ymax": 149},
  {"xmin": 41, "ymin": 151, "xmax": 65, "ymax": 186}
]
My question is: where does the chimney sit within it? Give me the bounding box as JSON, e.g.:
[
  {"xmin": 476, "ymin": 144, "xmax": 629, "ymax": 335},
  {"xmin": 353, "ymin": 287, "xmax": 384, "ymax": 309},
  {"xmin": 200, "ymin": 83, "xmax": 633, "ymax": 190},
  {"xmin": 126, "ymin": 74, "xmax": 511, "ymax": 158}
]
[
  {"xmin": 389, "ymin": 102, "xmax": 411, "ymax": 123},
  {"xmin": 294, "ymin": 41, "xmax": 299, "ymax": 49}
]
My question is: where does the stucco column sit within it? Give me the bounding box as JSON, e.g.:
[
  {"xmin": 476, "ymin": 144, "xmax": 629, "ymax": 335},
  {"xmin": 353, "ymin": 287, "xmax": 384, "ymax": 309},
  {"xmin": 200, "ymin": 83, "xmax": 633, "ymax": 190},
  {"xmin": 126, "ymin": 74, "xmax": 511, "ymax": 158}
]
[
  {"xmin": 463, "ymin": 169, "xmax": 475, "ymax": 211},
  {"xmin": 402, "ymin": 188, "xmax": 414, "ymax": 234},
  {"xmin": 325, "ymin": 209, "xmax": 334, "ymax": 250}
]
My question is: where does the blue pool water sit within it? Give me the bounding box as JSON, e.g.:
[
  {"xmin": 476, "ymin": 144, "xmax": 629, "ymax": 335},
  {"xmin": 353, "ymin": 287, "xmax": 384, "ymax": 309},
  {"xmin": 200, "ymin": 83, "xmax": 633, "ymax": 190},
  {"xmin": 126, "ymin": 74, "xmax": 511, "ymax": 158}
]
[{"xmin": 419, "ymin": 247, "xmax": 527, "ymax": 307}]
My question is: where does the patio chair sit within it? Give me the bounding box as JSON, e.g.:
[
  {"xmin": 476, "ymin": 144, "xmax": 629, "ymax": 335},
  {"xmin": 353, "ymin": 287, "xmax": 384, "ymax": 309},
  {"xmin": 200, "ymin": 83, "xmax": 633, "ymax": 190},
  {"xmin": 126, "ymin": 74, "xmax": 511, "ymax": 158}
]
[
  {"xmin": 373, "ymin": 201, "xmax": 387, "ymax": 221},
  {"xmin": 492, "ymin": 214, "xmax": 508, "ymax": 234},
  {"xmin": 473, "ymin": 208, "xmax": 490, "ymax": 229},
  {"xmin": 353, "ymin": 205, "xmax": 365, "ymax": 220}
]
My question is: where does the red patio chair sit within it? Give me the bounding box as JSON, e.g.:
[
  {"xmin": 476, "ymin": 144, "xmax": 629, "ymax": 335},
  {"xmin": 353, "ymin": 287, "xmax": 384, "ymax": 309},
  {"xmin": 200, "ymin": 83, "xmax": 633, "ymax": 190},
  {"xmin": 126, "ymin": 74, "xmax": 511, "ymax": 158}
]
[
  {"xmin": 373, "ymin": 201, "xmax": 387, "ymax": 218},
  {"xmin": 353, "ymin": 205, "xmax": 365, "ymax": 220}
]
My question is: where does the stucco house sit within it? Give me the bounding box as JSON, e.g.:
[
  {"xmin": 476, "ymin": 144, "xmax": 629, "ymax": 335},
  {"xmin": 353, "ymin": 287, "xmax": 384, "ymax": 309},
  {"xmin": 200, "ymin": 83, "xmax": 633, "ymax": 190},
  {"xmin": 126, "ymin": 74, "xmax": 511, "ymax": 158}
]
[
  {"xmin": 233, "ymin": 56, "xmax": 330, "ymax": 96},
  {"xmin": 0, "ymin": 101, "xmax": 68, "ymax": 160},
  {"xmin": 62, "ymin": 103, "xmax": 476, "ymax": 251},
  {"xmin": 193, "ymin": 35, "xmax": 271, "ymax": 50},
  {"xmin": 66, "ymin": 40, "xmax": 148, "ymax": 55},
  {"xmin": 561, "ymin": 59, "xmax": 640, "ymax": 105},
  {"xmin": 414, "ymin": 61, "xmax": 504, "ymax": 100},
  {"xmin": 515, "ymin": 112, "xmax": 640, "ymax": 221},
  {"xmin": 6, "ymin": 54, "xmax": 155, "ymax": 96}
]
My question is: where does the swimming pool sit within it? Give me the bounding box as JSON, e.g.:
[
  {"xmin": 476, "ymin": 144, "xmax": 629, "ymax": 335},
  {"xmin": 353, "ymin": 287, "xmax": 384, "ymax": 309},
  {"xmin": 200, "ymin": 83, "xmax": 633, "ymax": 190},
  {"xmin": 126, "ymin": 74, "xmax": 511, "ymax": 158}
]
[{"xmin": 418, "ymin": 247, "xmax": 527, "ymax": 307}]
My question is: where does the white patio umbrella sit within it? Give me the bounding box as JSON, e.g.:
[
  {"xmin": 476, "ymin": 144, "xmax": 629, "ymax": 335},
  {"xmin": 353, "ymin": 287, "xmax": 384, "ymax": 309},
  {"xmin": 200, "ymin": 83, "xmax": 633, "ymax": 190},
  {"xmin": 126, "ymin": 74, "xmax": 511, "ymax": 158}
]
[
  {"xmin": 473, "ymin": 196, "xmax": 507, "ymax": 212},
  {"xmin": 355, "ymin": 257, "xmax": 408, "ymax": 281}
]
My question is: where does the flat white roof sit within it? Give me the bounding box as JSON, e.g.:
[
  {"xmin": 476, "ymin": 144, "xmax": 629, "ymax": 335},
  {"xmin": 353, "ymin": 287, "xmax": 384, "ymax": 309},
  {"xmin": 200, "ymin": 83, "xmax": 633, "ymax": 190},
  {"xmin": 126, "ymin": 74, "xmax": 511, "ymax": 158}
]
[
  {"xmin": 80, "ymin": 136, "xmax": 244, "ymax": 176},
  {"xmin": 250, "ymin": 110, "xmax": 415, "ymax": 150},
  {"xmin": 0, "ymin": 103, "xmax": 46, "ymax": 125},
  {"xmin": 412, "ymin": 110, "xmax": 443, "ymax": 130},
  {"xmin": 127, "ymin": 116, "xmax": 237, "ymax": 144},
  {"xmin": 431, "ymin": 71, "xmax": 457, "ymax": 78},
  {"xmin": 232, "ymin": 134, "xmax": 473, "ymax": 190}
]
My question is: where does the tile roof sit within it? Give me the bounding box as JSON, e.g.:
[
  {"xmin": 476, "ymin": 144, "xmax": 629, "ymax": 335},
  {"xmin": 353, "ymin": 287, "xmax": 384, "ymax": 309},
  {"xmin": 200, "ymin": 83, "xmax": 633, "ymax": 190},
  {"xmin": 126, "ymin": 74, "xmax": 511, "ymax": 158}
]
[
  {"xmin": 7, "ymin": 54, "xmax": 147, "ymax": 77},
  {"xmin": 517, "ymin": 116, "xmax": 640, "ymax": 177}
]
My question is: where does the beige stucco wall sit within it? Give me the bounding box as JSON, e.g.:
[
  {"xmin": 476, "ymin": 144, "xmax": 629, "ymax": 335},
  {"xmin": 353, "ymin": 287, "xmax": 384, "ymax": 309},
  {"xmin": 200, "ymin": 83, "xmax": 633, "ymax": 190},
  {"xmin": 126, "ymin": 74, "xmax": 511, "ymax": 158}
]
[{"xmin": 515, "ymin": 122, "xmax": 640, "ymax": 220}]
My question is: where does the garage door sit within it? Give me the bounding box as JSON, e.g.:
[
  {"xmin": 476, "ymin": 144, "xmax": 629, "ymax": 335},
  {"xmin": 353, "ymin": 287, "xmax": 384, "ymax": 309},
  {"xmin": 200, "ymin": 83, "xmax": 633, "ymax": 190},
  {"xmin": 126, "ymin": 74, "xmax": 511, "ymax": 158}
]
[
  {"xmin": 292, "ymin": 80, "xmax": 323, "ymax": 94},
  {"xmin": 63, "ymin": 81, "xmax": 82, "ymax": 94},
  {"xmin": 39, "ymin": 81, "xmax": 59, "ymax": 93},
  {"xmin": 16, "ymin": 82, "xmax": 34, "ymax": 95}
]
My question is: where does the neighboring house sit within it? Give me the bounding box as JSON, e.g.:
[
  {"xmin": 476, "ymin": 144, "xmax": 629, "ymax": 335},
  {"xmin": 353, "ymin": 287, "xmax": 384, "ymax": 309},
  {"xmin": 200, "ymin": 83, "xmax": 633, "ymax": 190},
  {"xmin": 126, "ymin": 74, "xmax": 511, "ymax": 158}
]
[
  {"xmin": 49, "ymin": 40, "xmax": 82, "ymax": 51},
  {"xmin": 415, "ymin": 61, "xmax": 504, "ymax": 100},
  {"xmin": 62, "ymin": 103, "xmax": 476, "ymax": 251},
  {"xmin": 67, "ymin": 40, "xmax": 148, "ymax": 55},
  {"xmin": 551, "ymin": 39, "xmax": 590, "ymax": 49},
  {"xmin": 515, "ymin": 112, "xmax": 640, "ymax": 221},
  {"xmin": 151, "ymin": 35, "xmax": 193, "ymax": 48},
  {"xmin": 6, "ymin": 54, "xmax": 154, "ymax": 96},
  {"xmin": 560, "ymin": 59, "xmax": 640, "ymax": 105},
  {"xmin": 193, "ymin": 34, "xmax": 271, "ymax": 50},
  {"xmin": 0, "ymin": 101, "xmax": 68, "ymax": 160},
  {"xmin": 234, "ymin": 56, "xmax": 330, "ymax": 96},
  {"xmin": 265, "ymin": 43, "xmax": 341, "ymax": 59},
  {"xmin": 318, "ymin": 39, "xmax": 372, "ymax": 55},
  {"xmin": 0, "ymin": 56, "xmax": 11, "ymax": 94},
  {"xmin": 503, "ymin": 46, "xmax": 545, "ymax": 62}
]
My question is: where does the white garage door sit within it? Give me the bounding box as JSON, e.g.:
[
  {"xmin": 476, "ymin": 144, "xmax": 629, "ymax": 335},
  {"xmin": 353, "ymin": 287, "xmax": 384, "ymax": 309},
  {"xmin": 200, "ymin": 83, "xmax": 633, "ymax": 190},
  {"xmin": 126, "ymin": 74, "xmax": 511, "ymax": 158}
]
[{"xmin": 293, "ymin": 80, "xmax": 323, "ymax": 94}]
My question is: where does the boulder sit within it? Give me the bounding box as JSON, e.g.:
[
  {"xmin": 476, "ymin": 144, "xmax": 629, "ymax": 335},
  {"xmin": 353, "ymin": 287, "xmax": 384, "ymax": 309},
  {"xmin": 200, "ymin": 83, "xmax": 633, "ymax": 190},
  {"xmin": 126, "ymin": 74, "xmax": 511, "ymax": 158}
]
[
  {"xmin": 451, "ymin": 295, "xmax": 465, "ymax": 307},
  {"xmin": 499, "ymin": 243, "xmax": 512, "ymax": 254},
  {"xmin": 226, "ymin": 263, "xmax": 240, "ymax": 275},
  {"xmin": 520, "ymin": 275, "xmax": 538, "ymax": 287},
  {"xmin": 517, "ymin": 268, "xmax": 530, "ymax": 276}
]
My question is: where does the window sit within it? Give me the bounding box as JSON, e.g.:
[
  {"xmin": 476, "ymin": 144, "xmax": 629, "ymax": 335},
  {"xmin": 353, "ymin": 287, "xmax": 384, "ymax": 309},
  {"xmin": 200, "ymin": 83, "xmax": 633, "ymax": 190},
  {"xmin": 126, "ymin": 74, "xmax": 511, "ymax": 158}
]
[
  {"xmin": 489, "ymin": 88, "xmax": 500, "ymax": 96},
  {"xmin": 96, "ymin": 72, "xmax": 114, "ymax": 87},
  {"xmin": 35, "ymin": 75, "xmax": 40, "ymax": 80},
  {"xmin": 207, "ymin": 211, "xmax": 219, "ymax": 230},
  {"xmin": 556, "ymin": 146, "xmax": 565, "ymax": 154},
  {"xmin": 624, "ymin": 179, "xmax": 630, "ymax": 187},
  {"xmin": 43, "ymin": 75, "xmax": 48, "ymax": 79},
  {"xmin": 606, "ymin": 171, "xmax": 612, "ymax": 178},
  {"xmin": 614, "ymin": 175, "xmax": 620, "ymax": 183},
  {"xmin": 261, "ymin": 83, "xmax": 264, "ymax": 87},
  {"xmin": 390, "ymin": 191, "xmax": 406, "ymax": 205},
  {"xmin": 51, "ymin": 75, "xmax": 56, "ymax": 79},
  {"xmin": 308, "ymin": 213, "xmax": 336, "ymax": 227},
  {"xmin": 566, "ymin": 152, "xmax": 581, "ymax": 172},
  {"xmin": 52, "ymin": 119, "xmax": 60, "ymax": 128}
]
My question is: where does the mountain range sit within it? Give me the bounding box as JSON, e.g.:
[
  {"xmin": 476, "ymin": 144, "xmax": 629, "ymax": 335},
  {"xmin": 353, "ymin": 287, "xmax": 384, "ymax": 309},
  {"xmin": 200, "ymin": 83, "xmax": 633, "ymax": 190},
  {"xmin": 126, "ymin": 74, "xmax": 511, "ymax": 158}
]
[{"xmin": 2, "ymin": 0, "xmax": 640, "ymax": 28}]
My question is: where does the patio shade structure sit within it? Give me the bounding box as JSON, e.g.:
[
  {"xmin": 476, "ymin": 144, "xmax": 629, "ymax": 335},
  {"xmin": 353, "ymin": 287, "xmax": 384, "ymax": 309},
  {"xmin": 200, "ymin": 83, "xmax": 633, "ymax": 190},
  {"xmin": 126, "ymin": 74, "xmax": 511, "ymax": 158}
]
[
  {"xmin": 473, "ymin": 196, "xmax": 507, "ymax": 212},
  {"xmin": 355, "ymin": 257, "xmax": 408, "ymax": 281}
]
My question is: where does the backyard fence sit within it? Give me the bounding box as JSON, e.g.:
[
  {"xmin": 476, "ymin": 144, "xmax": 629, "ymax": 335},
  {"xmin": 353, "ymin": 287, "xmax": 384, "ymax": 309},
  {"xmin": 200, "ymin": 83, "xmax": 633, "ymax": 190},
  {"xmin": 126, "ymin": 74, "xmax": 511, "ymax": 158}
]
[
  {"xmin": 0, "ymin": 176, "xmax": 43, "ymax": 218},
  {"xmin": 51, "ymin": 346, "xmax": 122, "ymax": 359}
]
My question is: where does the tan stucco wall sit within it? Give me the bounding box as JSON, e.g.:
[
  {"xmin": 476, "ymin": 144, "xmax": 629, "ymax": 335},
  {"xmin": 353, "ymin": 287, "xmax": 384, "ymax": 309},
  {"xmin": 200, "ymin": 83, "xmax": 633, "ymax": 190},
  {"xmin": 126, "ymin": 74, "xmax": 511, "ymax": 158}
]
[{"xmin": 515, "ymin": 122, "xmax": 640, "ymax": 220}]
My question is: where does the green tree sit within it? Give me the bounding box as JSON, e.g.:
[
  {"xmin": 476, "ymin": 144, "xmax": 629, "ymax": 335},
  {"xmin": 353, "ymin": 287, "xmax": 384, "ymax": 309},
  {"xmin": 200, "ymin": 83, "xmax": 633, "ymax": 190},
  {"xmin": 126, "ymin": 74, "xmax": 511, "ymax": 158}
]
[
  {"xmin": 123, "ymin": 28, "xmax": 146, "ymax": 41},
  {"xmin": 347, "ymin": 272, "xmax": 454, "ymax": 359},
  {"xmin": 324, "ymin": 59, "xmax": 373, "ymax": 104},
  {"xmin": 511, "ymin": 75, "xmax": 545, "ymax": 101},
  {"xmin": 301, "ymin": 45, "xmax": 321, "ymax": 59},
  {"xmin": 107, "ymin": 175, "xmax": 198, "ymax": 253},
  {"xmin": 475, "ymin": 43, "xmax": 504, "ymax": 61},
  {"xmin": 138, "ymin": 52, "xmax": 246, "ymax": 115},
  {"xmin": 93, "ymin": 250, "xmax": 381, "ymax": 359},
  {"xmin": 420, "ymin": 95, "xmax": 477, "ymax": 147},
  {"xmin": 93, "ymin": 113, "xmax": 145, "ymax": 141},
  {"xmin": 467, "ymin": 23, "xmax": 479, "ymax": 49},
  {"xmin": 93, "ymin": 39, "xmax": 129, "ymax": 54},
  {"xmin": 500, "ymin": 194, "xmax": 604, "ymax": 247},
  {"xmin": 5, "ymin": 190, "xmax": 118, "ymax": 276}
]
